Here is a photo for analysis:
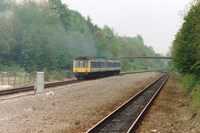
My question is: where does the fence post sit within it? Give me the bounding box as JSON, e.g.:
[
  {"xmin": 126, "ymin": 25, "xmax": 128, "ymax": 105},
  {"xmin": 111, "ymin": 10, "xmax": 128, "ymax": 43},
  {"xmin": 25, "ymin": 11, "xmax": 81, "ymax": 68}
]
[
  {"xmin": 14, "ymin": 73, "xmax": 16, "ymax": 86},
  {"xmin": 1, "ymin": 73, "xmax": 3, "ymax": 85},
  {"xmin": 29, "ymin": 73, "xmax": 31, "ymax": 84},
  {"xmin": 19, "ymin": 74, "xmax": 22, "ymax": 84},
  {"xmin": 8, "ymin": 73, "xmax": 10, "ymax": 85},
  {"xmin": 24, "ymin": 74, "xmax": 26, "ymax": 84}
]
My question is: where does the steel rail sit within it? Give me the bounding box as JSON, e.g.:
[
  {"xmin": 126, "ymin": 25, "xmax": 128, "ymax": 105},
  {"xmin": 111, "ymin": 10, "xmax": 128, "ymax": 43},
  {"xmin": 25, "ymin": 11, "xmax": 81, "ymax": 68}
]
[
  {"xmin": 0, "ymin": 79, "xmax": 83, "ymax": 96},
  {"xmin": 86, "ymin": 73, "xmax": 170, "ymax": 133},
  {"xmin": 0, "ymin": 70, "xmax": 166, "ymax": 96},
  {"xmin": 127, "ymin": 73, "xmax": 169, "ymax": 132}
]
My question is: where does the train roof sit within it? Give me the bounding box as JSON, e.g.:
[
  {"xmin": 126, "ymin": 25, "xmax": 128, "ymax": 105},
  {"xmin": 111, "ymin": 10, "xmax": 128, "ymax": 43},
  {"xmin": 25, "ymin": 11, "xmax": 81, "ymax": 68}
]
[
  {"xmin": 75, "ymin": 57, "xmax": 99, "ymax": 60},
  {"xmin": 75, "ymin": 57, "xmax": 120, "ymax": 62}
]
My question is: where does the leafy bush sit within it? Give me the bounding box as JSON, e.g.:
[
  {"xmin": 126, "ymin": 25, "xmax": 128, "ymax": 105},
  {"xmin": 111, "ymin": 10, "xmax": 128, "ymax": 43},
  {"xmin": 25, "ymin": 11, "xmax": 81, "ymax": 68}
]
[
  {"xmin": 167, "ymin": 66, "xmax": 176, "ymax": 72},
  {"xmin": 43, "ymin": 68, "xmax": 51, "ymax": 81},
  {"xmin": 42, "ymin": 69, "xmax": 73, "ymax": 81}
]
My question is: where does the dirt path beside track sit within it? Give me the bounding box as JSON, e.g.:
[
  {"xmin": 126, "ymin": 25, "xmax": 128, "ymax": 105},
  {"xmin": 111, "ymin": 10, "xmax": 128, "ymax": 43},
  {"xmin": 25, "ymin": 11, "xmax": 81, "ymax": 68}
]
[{"xmin": 136, "ymin": 73, "xmax": 200, "ymax": 133}]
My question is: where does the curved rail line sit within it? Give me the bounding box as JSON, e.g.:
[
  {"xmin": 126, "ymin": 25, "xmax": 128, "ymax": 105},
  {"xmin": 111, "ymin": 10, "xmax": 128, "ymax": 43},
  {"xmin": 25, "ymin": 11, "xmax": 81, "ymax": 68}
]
[{"xmin": 86, "ymin": 73, "xmax": 170, "ymax": 133}]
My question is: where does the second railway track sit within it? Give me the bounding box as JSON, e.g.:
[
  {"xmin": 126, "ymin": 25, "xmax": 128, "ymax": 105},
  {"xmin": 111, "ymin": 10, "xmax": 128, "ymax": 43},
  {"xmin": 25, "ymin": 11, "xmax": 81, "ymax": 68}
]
[
  {"xmin": 87, "ymin": 72, "xmax": 170, "ymax": 133},
  {"xmin": 0, "ymin": 71, "xmax": 146, "ymax": 97},
  {"xmin": 0, "ymin": 70, "xmax": 167, "ymax": 97},
  {"xmin": 0, "ymin": 79, "xmax": 84, "ymax": 96}
]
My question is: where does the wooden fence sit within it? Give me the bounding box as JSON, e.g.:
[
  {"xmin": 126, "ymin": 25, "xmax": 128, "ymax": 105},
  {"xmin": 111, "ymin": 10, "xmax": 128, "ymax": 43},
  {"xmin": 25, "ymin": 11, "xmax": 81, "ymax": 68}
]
[
  {"xmin": 0, "ymin": 71, "xmax": 75, "ymax": 86},
  {"xmin": 0, "ymin": 72, "xmax": 35, "ymax": 86}
]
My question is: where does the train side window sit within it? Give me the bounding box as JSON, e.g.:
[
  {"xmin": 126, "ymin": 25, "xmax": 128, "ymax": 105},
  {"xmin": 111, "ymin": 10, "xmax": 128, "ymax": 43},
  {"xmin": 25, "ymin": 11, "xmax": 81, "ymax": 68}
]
[
  {"xmin": 91, "ymin": 62, "xmax": 98, "ymax": 68},
  {"xmin": 91, "ymin": 62, "xmax": 95, "ymax": 68},
  {"xmin": 109, "ymin": 62, "xmax": 114, "ymax": 67},
  {"xmin": 108, "ymin": 62, "xmax": 112, "ymax": 67},
  {"xmin": 91, "ymin": 62, "xmax": 101, "ymax": 68},
  {"xmin": 102, "ymin": 62, "xmax": 105, "ymax": 68}
]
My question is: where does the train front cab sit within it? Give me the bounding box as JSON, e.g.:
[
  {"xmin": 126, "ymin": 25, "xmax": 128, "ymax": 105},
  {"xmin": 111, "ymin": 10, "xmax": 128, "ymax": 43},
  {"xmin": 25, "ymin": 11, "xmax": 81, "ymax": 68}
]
[{"xmin": 73, "ymin": 59, "xmax": 90, "ymax": 79}]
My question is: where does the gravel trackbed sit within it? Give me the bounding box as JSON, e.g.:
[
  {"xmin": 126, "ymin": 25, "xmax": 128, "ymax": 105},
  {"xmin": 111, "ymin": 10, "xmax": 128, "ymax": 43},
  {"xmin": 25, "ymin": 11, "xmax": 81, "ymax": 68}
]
[{"xmin": 0, "ymin": 72, "xmax": 163, "ymax": 133}]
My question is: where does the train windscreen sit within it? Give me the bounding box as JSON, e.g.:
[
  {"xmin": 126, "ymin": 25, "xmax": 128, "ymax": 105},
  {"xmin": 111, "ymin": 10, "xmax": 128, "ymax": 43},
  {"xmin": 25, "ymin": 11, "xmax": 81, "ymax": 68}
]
[{"xmin": 75, "ymin": 61, "xmax": 88, "ymax": 68}]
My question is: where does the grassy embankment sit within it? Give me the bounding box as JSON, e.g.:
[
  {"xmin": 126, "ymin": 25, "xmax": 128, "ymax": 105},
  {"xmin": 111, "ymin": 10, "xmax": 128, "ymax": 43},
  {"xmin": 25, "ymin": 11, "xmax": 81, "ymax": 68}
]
[{"xmin": 180, "ymin": 74, "xmax": 200, "ymax": 112}]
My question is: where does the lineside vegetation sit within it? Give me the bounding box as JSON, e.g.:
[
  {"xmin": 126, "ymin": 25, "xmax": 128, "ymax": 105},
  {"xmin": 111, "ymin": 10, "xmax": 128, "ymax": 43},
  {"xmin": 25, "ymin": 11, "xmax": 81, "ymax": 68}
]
[
  {"xmin": 172, "ymin": 0, "xmax": 200, "ymax": 115},
  {"xmin": 0, "ymin": 0, "xmax": 164, "ymax": 80}
]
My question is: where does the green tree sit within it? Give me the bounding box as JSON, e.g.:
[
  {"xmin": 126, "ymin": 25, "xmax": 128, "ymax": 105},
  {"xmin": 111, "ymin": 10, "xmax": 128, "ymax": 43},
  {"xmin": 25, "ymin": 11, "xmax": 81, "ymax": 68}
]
[
  {"xmin": 86, "ymin": 16, "xmax": 100, "ymax": 34},
  {"xmin": 48, "ymin": 0, "xmax": 70, "ymax": 31},
  {"xmin": 8, "ymin": 13, "xmax": 24, "ymax": 65},
  {"xmin": 137, "ymin": 34, "xmax": 144, "ymax": 45},
  {"xmin": 0, "ymin": 14, "xmax": 15, "ymax": 64},
  {"xmin": 172, "ymin": 1, "xmax": 200, "ymax": 76},
  {"xmin": 11, "ymin": 0, "xmax": 70, "ymax": 71},
  {"xmin": 93, "ymin": 30, "xmax": 116, "ymax": 57},
  {"xmin": 0, "ymin": 0, "xmax": 164, "ymax": 73}
]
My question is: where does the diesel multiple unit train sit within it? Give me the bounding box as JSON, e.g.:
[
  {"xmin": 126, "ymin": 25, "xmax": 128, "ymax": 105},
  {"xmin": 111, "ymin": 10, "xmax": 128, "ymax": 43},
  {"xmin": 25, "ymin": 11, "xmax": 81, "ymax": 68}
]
[{"xmin": 73, "ymin": 57, "xmax": 121, "ymax": 79}]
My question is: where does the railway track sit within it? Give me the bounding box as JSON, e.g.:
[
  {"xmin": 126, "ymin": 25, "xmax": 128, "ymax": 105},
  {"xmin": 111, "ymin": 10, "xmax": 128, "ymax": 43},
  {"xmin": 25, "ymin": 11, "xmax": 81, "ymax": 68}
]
[
  {"xmin": 0, "ymin": 70, "xmax": 166, "ymax": 97},
  {"xmin": 0, "ymin": 79, "xmax": 84, "ymax": 96},
  {"xmin": 86, "ymin": 72, "xmax": 170, "ymax": 133}
]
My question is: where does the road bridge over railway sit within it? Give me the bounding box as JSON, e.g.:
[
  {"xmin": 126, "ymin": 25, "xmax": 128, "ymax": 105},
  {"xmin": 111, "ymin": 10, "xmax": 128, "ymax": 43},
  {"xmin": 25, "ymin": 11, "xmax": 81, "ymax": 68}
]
[{"xmin": 120, "ymin": 56, "xmax": 172, "ymax": 59}]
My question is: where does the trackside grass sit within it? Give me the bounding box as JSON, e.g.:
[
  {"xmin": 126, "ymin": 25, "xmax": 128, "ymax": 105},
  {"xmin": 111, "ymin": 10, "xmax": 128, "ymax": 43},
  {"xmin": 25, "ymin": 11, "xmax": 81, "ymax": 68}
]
[{"xmin": 180, "ymin": 74, "xmax": 200, "ymax": 112}]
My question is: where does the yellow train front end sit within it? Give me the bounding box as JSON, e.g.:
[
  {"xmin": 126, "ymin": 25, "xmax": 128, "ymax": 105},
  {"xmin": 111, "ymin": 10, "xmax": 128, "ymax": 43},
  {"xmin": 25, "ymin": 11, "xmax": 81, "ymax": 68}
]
[{"xmin": 73, "ymin": 58, "xmax": 91, "ymax": 79}]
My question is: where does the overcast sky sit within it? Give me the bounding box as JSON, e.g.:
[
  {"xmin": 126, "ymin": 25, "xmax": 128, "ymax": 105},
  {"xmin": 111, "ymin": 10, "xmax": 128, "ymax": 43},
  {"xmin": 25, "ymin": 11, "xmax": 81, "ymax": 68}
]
[{"xmin": 61, "ymin": 0, "xmax": 192, "ymax": 53}]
